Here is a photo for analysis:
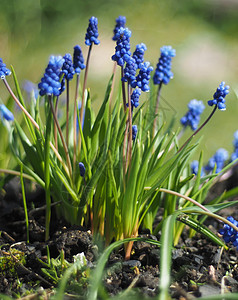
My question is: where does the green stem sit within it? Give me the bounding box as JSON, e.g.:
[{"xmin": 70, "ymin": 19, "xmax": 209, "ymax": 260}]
[
  {"xmin": 66, "ymin": 79, "xmax": 70, "ymax": 148},
  {"xmin": 73, "ymin": 74, "xmax": 80, "ymax": 171},
  {"xmin": 121, "ymin": 67, "xmax": 127, "ymax": 112},
  {"xmin": 152, "ymin": 82, "xmax": 162, "ymax": 138},
  {"xmin": 178, "ymin": 105, "xmax": 217, "ymax": 152},
  {"xmin": 20, "ymin": 163, "xmax": 29, "ymax": 243},
  {"xmin": 44, "ymin": 96, "xmax": 53, "ymax": 241}
]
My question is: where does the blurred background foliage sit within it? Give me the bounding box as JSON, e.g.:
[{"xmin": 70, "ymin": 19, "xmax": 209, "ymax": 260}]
[{"xmin": 0, "ymin": 0, "xmax": 238, "ymax": 162}]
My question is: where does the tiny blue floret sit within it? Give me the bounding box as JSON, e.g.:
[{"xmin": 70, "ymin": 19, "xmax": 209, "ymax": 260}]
[
  {"xmin": 231, "ymin": 130, "xmax": 238, "ymax": 162},
  {"xmin": 153, "ymin": 46, "xmax": 176, "ymax": 85},
  {"xmin": 180, "ymin": 99, "xmax": 205, "ymax": 131},
  {"xmin": 112, "ymin": 27, "xmax": 131, "ymax": 66},
  {"xmin": 62, "ymin": 53, "xmax": 75, "ymax": 81},
  {"xmin": 190, "ymin": 160, "xmax": 205, "ymax": 177},
  {"xmin": 0, "ymin": 104, "xmax": 14, "ymax": 121},
  {"xmin": 121, "ymin": 57, "xmax": 137, "ymax": 88},
  {"xmin": 79, "ymin": 162, "xmax": 86, "ymax": 177},
  {"xmin": 205, "ymin": 148, "xmax": 229, "ymax": 173},
  {"xmin": 112, "ymin": 16, "xmax": 126, "ymax": 41},
  {"xmin": 73, "ymin": 45, "xmax": 86, "ymax": 74},
  {"xmin": 85, "ymin": 16, "xmax": 100, "ymax": 46},
  {"xmin": 0, "ymin": 58, "xmax": 11, "ymax": 79},
  {"xmin": 219, "ymin": 216, "xmax": 238, "ymax": 250},
  {"xmin": 136, "ymin": 61, "xmax": 153, "ymax": 92},
  {"xmin": 38, "ymin": 55, "xmax": 65, "ymax": 97},
  {"xmin": 132, "ymin": 125, "xmax": 138, "ymax": 141},
  {"xmin": 207, "ymin": 82, "xmax": 229, "ymax": 111},
  {"xmin": 132, "ymin": 43, "xmax": 147, "ymax": 69},
  {"xmin": 130, "ymin": 88, "xmax": 141, "ymax": 110}
]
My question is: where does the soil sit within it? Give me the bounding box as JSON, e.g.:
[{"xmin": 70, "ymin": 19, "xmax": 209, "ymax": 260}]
[{"xmin": 0, "ymin": 177, "xmax": 238, "ymax": 299}]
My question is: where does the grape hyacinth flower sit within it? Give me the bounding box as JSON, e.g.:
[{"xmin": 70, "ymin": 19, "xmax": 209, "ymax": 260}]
[
  {"xmin": 112, "ymin": 16, "xmax": 126, "ymax": 41},
  {"xmin": 136, "ymin": 61, "xmax": 153, "ymax": 92},
  {"xmin": 112, "ymin": 27, "xmax": 131, "ymax": 66},
  {"xmin": 0, "ymin": 58, "xmax": 11, "ymax": 79},
  {"xmin": 205, "ymin": 148, "xmax": 229, "ymax": 173},
  {"xmin": 73, "ymin": 45, "xmax": 86, "ymax": 74},
  {"xmin": 132, "ymin": 125, "xmax": 137, "ymax": 141},
  {"xmin": 231, "ymin": 130, "xmax": 238, "ymax": 161},
  {"xmin": 129, "ymin": 88, "xmax": 141, "ymax": 110},
  {"xmin": 207, "ymin": 81, "xmax": 229, "ymax": 111},
  {"xmin": 79, "ymin": 162, "xmax": 86, "ymax": 177},
  {"xmin": 180, "ymin": 99, "xmax": 205, "ymax": 131},
  {"xmin": 191, "ymin": 160, "xmax": 205, "ymax": 177},
  {"xmin": 38, "ymin": 56, "xmax": 65, "ymax": 96},
  {"xmin": 153, "ymin": 45, "xmax": 176, "ymax": 85},
  {"xmin": 62, "ymin": 53, "xmax": 75, "ymax": 81},
  {"xmin": 85, "ymin": 16, "xmax": 100, "ymax": 46},
  {"xmin": 219, "ymin": 216, "xmax": 238, "ymax": 250},
  {"xmin": 121, "ymin": 57, "xmax": 137, "ymax": 88},
  {"xmin": 0, "ymin": 104, "xmax": 14, "ymax": 121},
  {"xmin": 132, "ymin": 43, "xmax": 147, "ymax": 69}
]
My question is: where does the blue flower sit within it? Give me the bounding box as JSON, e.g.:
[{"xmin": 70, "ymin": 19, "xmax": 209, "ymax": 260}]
[
  {"xmin": 180, "ymin": 99, "xmax": 205, "ymax": 131},
  {"xmin": 132, "ymin": 43, "xmax": 147, "ymax": 69},
  {"xmin": 132, "ymin": 125, "xmax": 138, "ymax": 141},
  {"xmin": 38, "ymin": 56, "xmax": 65, "ymax": 97},
  {"xmin": 112, "ymin": 27, "xmax": 131, "ymax": 66},
  {"xmin": 79, "ymin": 162, "xmax": 86, "ymax": 177},
  {"xmin": 231, "ymin": 130, "xmax": 238, "ymax": 161},
  {"xmin": 73, "ymin": 45, "xmax": 86, "ymax": 74},
  {"xmin": 62, "ymin": 53, "xmax": 75, "ymax": 81},
  {"xmin": 112, "ymin": 16, "xmax": 126, "ymax": 41},
  {"xmin": 0, "ymin": 104, "xmax": 14, "ymax": 121},
  {"xmin": 0, "ymin": 58, "xmax": 11, "ymax": 79},
  {"xmin": 121, "ymin": 57, "xmax": 137, "ymax": 88},
  {"xmin": 207, "ymin": 82, "xmax": 229, "ymax": 111},
  {"xmin": 130, "ymin": 88, "xmax": 141, "ymax": 109},
  {"xmin": 136, "ymin": 61, "xmax": 153, "ymax": 92},
  {"xmin": 153, "ymin": 46, "xmax": 176, "ymax": 85},
  {"xmin": 219, "ymin": 216, "xmax": 238, "ymax": 249},
  {"xmin": 205, "ymin": 148, "xmax": 229, "ymax": 173},
  {"xmin": 85, "ymin": 16, "xmax": 100, "ymax": 46},
  {"xmin": 191, "ymin": 160, "xmax": 205, "ymax": 176}
]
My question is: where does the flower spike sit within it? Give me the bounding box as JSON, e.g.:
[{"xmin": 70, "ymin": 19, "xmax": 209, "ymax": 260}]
[
  {"xmin": 180, "ymin": 99, "xmax": 205, "ymax": 131},
  {"xmin": 62, "ymin": 53, "xmax": 75, "ymax": 81},
  {"xmin": 0, "ymin": 58, "xmax": 11, "ymax": 79},
  {"xmin": 38, "ymin": 56, "xmax": 65, "ymax": 96},
  {"xmin": 0, "ymin": 104, "xmax": 14, "ymax": 121},
  {"xmin": 153, "ymin": 45, "xmax": 176, "ymax": 85},
  {"xmin": 73, "ymin": 45, "xmax": 86, "ymax": 74},
  {"xmin": 207, "ymin": 81, "xmax": 229, "ymax": 111},
  {"xmin": 205, "ymin": 148, "xmax": 229, "ymax": 173},
  {"xmin": 85, "ymin": 16, "xmax": 100, "ymax": 46},
  {"xmin": 112, "ymin": 27, "xmax": 131, "ymax": 66},
  {"xmin": 112, "ymin": 16, "xmax": 126, "ymax": 41}
]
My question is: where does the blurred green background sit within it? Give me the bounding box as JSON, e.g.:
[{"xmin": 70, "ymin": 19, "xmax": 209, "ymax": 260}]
[{"xmin": 0, "ymin": 0, "xmax": 238, "ymax": 162}]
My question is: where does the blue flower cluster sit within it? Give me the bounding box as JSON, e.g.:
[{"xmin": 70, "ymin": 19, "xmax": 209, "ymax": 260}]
[
  {"xmin": 231, "ymin": 130, "xmax": 238, "ymax": 161},
  {"xmin": 180, "ymin": 99, "xmax": 205, "ymax": 131},
  {"xmin": 132, "ymin": 43, "xmax": 147, "ymax": 69},
  {"xmin": 0, "ymin": 58, "xmax": 11, "ymax": 79},
  {"xmin": 130, "ymin": 88, "xmax": 141, "ymax": 109},
  {"xmin": 121, "ymin": 57, "xmax": 137, "ymax": 88},
  {"xmin": 205, "ymin": 148, "xmax": 229, "ymax": 173},
  {"xmin": 38, "ymin": 56, "xmax": 65, "ymax": 96},
  {"xmin": 85, "ymin": 16, "xmax": 100, "ymax": 46},
  {"xmin": 112, "ymin": 27, "xmax": 131, "ymax": 66},
  {"xmin": 219, "ymin": 216, "xmax": 238, "ymax": 250},
  {"xmin": 73, "ymin": 45, "xmax": 86, "ymax": 74},
  {"xmin": 112, "ymin": 16, "xmax": 126, "ymax": 41},
  {"xmin": 62, "ymin": 53, "xmax": 75, "ymax": 81},
  {"xmin": 0, "ymin": 104, "xmax": 14, "ymax": 121},
  {"xmin": 132, "ymin": 125, "xmax": 138, "ymax": 141},
  {"xmin": 207, "ymin": 81, "xmax": 229, "ymax": 111},
  {"xmin": 190, "ymin": 160, "xmax": 205, "ymax": 177},
  {"xmin": 136, "ymin": 61, "xmax": 153, "ymax": 92},
  {"xmin": 79, "ymin": 162, "xmax": 86, "ymax": 177},
  {"xmin": 153, "ymin": 45, "xmax": 176, "ymax": 85}
]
